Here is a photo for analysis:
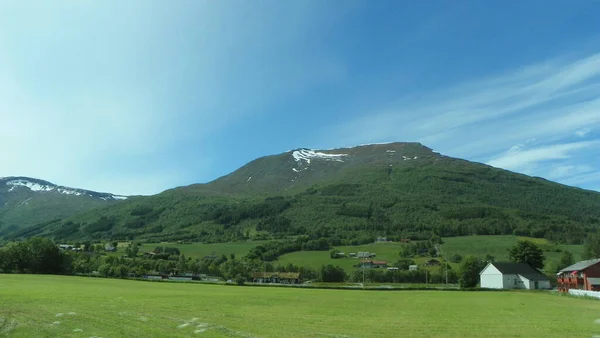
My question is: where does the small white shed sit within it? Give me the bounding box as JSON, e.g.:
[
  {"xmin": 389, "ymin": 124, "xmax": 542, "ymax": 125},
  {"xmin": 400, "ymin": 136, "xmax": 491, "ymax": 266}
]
[{"xmin": 479, "ymin": 262, "xmax": 551, "ymax": 290}]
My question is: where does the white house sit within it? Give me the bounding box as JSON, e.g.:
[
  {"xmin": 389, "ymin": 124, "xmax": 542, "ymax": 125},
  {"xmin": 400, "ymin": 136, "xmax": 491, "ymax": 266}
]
[{"xmin": 479, "ymin": 262, "xmax": 551, "ymax": 290}]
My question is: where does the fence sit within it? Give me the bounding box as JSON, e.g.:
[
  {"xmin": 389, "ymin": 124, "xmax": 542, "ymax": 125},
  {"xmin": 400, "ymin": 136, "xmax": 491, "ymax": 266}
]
[{"xmin": 568, "ymin": 289, "xmax": 600, "ymax": 299}]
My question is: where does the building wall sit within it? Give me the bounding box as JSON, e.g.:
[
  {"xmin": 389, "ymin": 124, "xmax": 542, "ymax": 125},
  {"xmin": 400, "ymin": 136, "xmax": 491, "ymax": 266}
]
[
  {"xmin": 537, "ymin": 280, "xmax": 552, "ymax": 289},
  {"xmin": 480, "ymin": 264, "xmax": 505, "ymax": 289},
  {"xmin": 584, "ymin": 263, "xmax": 600, "ymax": 290},
  {"xmin": 518, "ymin": 275, "xmax": 533, "ymax": 290}
]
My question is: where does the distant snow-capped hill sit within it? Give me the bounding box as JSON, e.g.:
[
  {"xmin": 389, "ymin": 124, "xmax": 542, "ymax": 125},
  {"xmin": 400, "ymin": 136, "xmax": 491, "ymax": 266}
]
[
  {"xmin": 0, "ymin": 176, "xmax": 128, "ymax": 234},
  {"xmin": 2, "ymin": 177, "xmax": 127, "ymax": 201}
]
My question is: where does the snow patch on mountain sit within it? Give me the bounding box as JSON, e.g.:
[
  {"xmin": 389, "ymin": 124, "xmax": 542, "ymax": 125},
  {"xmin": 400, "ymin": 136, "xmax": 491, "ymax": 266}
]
[
  {"xmin": 292, "ymin": 149, "xmax": 348, "ymax": 164},
  {"xmin": 7, "ymin": 179, "xmax": 57, "ymax": 193},
  {"xmin": 5, "ymin": 178, "xmax": 128, "ymax": 201}
]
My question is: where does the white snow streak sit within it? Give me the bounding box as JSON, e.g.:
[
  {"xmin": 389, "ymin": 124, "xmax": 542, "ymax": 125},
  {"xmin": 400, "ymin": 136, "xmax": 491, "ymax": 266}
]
[
  {"xmin": 5, "ymin": 179, "xmax": 127, "ymax": 200},
  {"xmin": 292, "ymin": 149, "xmax": 348, "ymax": 163}
]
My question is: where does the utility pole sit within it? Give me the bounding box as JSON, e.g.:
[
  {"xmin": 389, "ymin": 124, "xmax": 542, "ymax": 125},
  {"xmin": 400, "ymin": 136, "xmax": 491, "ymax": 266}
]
[{"xmin": 362, "ymin": 259, "xmax": 366, "ymax": 287}]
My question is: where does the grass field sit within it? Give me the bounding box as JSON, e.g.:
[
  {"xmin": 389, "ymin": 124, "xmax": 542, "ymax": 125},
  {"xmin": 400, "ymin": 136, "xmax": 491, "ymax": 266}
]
[
  {"xmin": 2, "ymin": 275, "xmax": 600, "ymax": 337},
  {"xmin": 276, "ymin": 236, "xmax": 584, "ymax": 272},
  {"xmin": 441, "ymin": 235, "xmax": 584, "ymax": 262},
  {"xmin": 276, "ymin": 242, "xmax": 415, "ymax": 271}
]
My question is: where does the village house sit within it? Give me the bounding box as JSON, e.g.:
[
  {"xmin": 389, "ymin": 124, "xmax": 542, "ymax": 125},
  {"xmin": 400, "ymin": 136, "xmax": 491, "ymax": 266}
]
[
  {"xmin": 556, "ymin": 258, "xmax": 600, "ymax": 292},
  {"xmin": 479, "ymin": 262, "xmax": 551, "ymax": 290},
  {"xmin": 251, "ymin": 272, "xmax": 302, "ymax": 284}
]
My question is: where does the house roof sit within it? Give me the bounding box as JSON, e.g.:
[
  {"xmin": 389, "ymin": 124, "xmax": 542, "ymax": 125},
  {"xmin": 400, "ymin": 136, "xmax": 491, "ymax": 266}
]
[
  {"xmin": 482, "ymin": 262, "xmax": 545, "ymax": 277},
  {"xmin": 559, "ymin": 258, "xmax": 600, "ymax": 273}
]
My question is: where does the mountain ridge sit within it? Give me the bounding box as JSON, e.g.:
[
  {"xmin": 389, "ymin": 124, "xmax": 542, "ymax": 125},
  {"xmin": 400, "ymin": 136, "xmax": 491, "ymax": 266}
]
[
  {"xmin": 0, "ymin": 176, "xmax": 128, "ymax": 235},
  {"xmin": 2, "ymin": 142, "xmax": 600, "ymax": 245}
]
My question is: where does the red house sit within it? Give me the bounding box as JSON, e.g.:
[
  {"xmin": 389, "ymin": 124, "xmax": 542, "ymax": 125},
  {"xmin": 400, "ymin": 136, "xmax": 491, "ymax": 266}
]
[{"xmin": 556, "ymin": 258, "xmax": 600, "ymax": 292}]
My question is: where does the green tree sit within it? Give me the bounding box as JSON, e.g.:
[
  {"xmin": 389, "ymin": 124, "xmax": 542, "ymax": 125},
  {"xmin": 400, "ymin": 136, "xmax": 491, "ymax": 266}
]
[
  {"xmin": 458, "ymin": 255, "xmax": 485, "ymax": 288},
  {"xmin": 558, "ymin": 250, "xmax": 574, "ymax": 270},
  {"xmin": 126, "ymin": 242, "xmax": 140, "ymax": 258},
  {"xmin": 508, "ymin": 240, "xmax": 545, "ymax": 270},
  {"xmin": 329, "ymin": 249, "xmax": 341, "ymax": 259},
  {"xmin": 583, "ymin": 234, "xmax": 600, "ymax": 260},
  {"xmin": 394, "ymin": 258, "xmax": 416, "ymax": 270},
  {"xmin": 449, "ymin": 254, "xmax": 462, "ymax": 263},
  {"xmin": 319, "ymin": 264, "xmax": 346, "ymax": 282}
]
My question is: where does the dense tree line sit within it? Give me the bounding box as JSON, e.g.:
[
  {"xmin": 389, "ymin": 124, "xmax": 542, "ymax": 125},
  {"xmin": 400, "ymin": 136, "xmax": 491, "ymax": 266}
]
[{"xmin": 0, "ymin": 237, "xmax": 337, "ymax": 284}]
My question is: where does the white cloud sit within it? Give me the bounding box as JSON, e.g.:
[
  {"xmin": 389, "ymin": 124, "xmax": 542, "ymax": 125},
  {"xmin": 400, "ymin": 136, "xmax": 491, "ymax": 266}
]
[
  {"xmin": 547, "ymin": 165, "xmax": 594, "ymax": 180},
  {"xmin": 487, "ymin": 141, "xmax": 599, "ymax": 171},
  {"xmin": 560, "ymin": 172, "xmax": 600, "ymax": 186}
]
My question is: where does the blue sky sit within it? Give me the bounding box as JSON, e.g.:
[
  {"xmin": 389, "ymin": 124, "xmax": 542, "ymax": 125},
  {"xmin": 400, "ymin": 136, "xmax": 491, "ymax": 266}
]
[{"xmin": 1, "ymin": 1, "xmax": 599, "ymax": 195}]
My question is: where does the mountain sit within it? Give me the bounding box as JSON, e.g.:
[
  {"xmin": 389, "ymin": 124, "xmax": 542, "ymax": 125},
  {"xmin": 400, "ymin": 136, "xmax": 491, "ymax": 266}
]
[
  {"xmin": 0, "ymin": 177, "xmax": 127, "ymax": 236},
  {"xmin": 3, "ymin": 142, "xmax": 600, "ymax": 244}
]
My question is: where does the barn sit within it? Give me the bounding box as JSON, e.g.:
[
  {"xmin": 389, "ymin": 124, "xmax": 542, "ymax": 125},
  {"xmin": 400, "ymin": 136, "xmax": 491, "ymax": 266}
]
[{"xmin": 479, "ymin": 262, "xmax": 551, "ymax": 290}]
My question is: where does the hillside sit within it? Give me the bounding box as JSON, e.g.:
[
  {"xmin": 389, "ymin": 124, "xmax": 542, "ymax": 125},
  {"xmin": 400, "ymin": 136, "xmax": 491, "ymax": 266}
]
[
  {"xmin": 3, "ymin": 142, "xmax": 600, "ymax": 244},
  {"xmin": 0, "ymin": 177, "xmax": 127, "ymax": 237}
]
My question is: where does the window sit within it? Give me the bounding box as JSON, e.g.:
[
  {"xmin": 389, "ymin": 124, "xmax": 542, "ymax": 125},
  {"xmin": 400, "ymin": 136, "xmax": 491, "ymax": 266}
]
[{"xmin": 514, "ymin": 279, "xmax": 517, "ymax": 285}]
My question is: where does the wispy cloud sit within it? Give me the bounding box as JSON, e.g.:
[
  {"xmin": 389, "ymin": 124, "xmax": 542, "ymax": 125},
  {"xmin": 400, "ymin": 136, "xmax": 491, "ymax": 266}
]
[
  {"xmin": 575, "ymin": 128, "xmax": 592, "ymax": 137},
  {"xmin": 323, "ymin": 52, "xmax": 600, "ymax": 190},
  {"xmin": 487, "ymin": 141, "xmax": 598, "ymax": 171}
]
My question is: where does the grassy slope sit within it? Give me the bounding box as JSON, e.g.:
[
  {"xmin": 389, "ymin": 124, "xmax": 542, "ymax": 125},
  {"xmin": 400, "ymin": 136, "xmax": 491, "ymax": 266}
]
[
  {"xmin": 1, "ymin": 275, "xmax": 600, "ymax": 337},
  {"xmin": 441, "ymin": 236, "xmax": 584, "ymax": 262},
  {"xmin": 275, "ymin": 236, "xmax": 584, "ymax": 272}
]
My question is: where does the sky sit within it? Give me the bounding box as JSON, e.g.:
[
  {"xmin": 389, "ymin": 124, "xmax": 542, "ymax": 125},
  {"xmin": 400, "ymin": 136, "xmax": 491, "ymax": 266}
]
[{"xmin": 1, "ymin": 1, "xmax": 600, "ymax": 195}]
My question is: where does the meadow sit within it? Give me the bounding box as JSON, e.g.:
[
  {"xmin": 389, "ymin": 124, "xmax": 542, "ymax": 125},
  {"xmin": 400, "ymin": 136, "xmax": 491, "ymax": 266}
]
[
  {"xmin": 1, "ymin": 275, "xmax": 600, "ymax": 337},
  {"xmin": 276, "ymin": 235, "xmax": 584, "ymax": 272}
]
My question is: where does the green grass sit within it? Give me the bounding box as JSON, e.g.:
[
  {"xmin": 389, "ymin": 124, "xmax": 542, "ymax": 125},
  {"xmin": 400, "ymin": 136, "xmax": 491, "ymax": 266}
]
[
  {"xmin": 441, "ymin": 235, "xmax": 584, "ymax": 262},
  {"xmin": 276, "ymin": 242, "xmax": 421, "ymax": 271},
  {"xmin": 276, "ymin": 236, "xmax": 584, "ymax": 272},
  {"xmin": 2, "ymin": 275, "xmax": 600, "ymax": 337}
]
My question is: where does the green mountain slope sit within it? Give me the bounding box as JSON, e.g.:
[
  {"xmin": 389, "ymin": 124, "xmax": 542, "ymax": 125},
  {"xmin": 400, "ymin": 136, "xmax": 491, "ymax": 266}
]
[
  {"xmin": 5, "ymin": 143, "xmax": 600, "ymax": 244},
  {"xmin": 0, "ymin": 177, "xmax": 127, "ymax": 236}
]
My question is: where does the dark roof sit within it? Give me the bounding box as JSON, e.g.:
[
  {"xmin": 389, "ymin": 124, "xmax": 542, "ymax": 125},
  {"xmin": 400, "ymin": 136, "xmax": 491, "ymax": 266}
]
[
  {"xmin": 483, "ymin": 262, "xmax": 545, "ymax": 277},
  {"xmin": 559, "ymin": 258, "xmax": 600, "ymax": 273}
]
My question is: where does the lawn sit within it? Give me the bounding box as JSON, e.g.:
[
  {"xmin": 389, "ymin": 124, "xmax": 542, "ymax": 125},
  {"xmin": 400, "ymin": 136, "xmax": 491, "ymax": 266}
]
[{"xmin": 1, "ymin": 275, "xmax": 600, "ymax": 337}]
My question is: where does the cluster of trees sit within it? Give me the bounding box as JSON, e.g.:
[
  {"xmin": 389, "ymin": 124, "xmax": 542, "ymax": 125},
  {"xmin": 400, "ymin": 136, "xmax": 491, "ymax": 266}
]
[
  {"xmin": 0, "ymin": 237, "xmax": 338, "ymax": 284},
  {"xmin": 0, "ymin": 237, "xmax": 70, "ymax": 274},
  {"xmin": 399, "ymin": 240, "xmax": 438, "ymax": 258}
]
